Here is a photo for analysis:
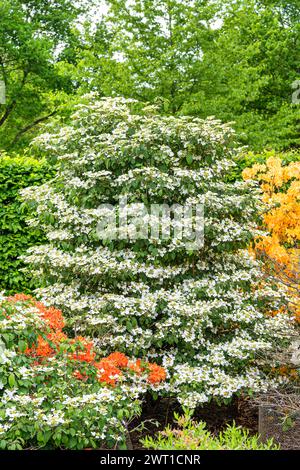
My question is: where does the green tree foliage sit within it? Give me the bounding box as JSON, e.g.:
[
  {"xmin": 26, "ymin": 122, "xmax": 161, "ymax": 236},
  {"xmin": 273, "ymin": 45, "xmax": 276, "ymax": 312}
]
[
  {"xmin": 195, "ymin": 0, "xmax": 300, "ymax": 150},
  {"xmin": 1, "ymin": 0, "xmax": 299, "ymax": 152},
  {"xmin": 0, "ymin": 0, "xmax": 83, "ymax": 151},
  {"xmin": 79, "ymin": 0, "xmax": 300, "ymax": 150},
  {"xmin": 79, "ymin": 0, "xmax": 220, "ymax": 113}
]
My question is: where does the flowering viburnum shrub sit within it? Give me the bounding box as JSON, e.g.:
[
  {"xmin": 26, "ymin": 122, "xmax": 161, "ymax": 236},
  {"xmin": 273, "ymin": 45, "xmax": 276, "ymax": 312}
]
[
  {"xmin": 22, "ymin": 97, "xmax": 294, "ymax": 408},
  {"xmin": 0, "ymin": 294, "xmax": 165, "ymax": 449}
]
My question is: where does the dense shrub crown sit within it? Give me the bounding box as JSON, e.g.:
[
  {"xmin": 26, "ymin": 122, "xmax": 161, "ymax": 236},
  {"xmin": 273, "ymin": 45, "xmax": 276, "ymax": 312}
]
[{"xmin": 22, "ymin": 97, "xmax": 294, "ymax": 407}]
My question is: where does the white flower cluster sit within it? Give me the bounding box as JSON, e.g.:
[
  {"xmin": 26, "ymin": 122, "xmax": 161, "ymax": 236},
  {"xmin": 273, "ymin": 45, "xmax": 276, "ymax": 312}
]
[
  {"xmin": 0, "ymin": 301, "xmax": 45, "ymax": 334},
  {"xmin": 0, "ymin": 384, "xmax": 143, "ymax": 443}
]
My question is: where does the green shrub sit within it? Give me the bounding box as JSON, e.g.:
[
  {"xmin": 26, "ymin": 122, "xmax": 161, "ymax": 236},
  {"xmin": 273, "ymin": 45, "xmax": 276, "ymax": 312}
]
[
  {"xmin": 229, "ymin": 148, "xmax": 300, "ymax": 181},
  {"xmin": 0, "ymin": 153, "xmax": 54, "ymax": 294},
  {"xmin": 142, "ymin": 411, "xmax": 279, "ymax": 450}
]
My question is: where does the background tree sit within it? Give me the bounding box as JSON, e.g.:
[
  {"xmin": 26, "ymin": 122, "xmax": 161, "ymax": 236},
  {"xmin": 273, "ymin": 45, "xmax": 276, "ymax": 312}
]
[
  {"xmin": 78, "ymin": 0, "xmax": 220, "ymax": 113},
  {"xmin": 79, "ymin": 0, "xmax": 300, "ymax": 150},
  {"xmin": 195, "ymin": 0, "xmax": 300, "ymax": 150},
  {"xmin": 0, "ymin": 0, "xmax": 84, "ymax": 151}
]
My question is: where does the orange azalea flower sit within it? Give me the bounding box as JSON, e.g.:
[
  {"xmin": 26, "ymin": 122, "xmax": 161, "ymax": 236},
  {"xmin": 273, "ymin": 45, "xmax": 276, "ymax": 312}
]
[
  {"xmin": 48, "ymin": 330, "xmax": 68, "ymax": 345},
  {"xmin": 73, "ymin": 370, "xmax": 89, "ymax": 381},
  {"xmin": 95, "ymin": 360, "xmax": 122, "ymax": 386},
  {"xmin": 70, "ymin": 337, "xmax": 96, "ymax": 363},
  {"xmin": 106, "ymin": 352, "xmax": 129, "ymax": 368},
  {"xmin": 34, "ymin": 303, "xmax": 65, "ymax": 331},
  {"xmin": 6, "ymin": 293, "xmax": 32, "ymax": 302},
  {"xmin": 71, "ymin": 350, "xmax": 96, "ymax": 363},
  {"xmin": 26, "ymin": 336, "xmax": 54, "ymax": 358},
  {"xmin": 147, "ymin": 363, "xmax": 166, "ymax": 384},
  {"xmin": 25, "ymin": 331, "xmax": 67, "ymax": 358},
  {"xmin": 94, "ymin": 359, "xmax": 117, "ymax": 372},
  {"xmin": 128, "ymin": 359, "xmax": 143, "ymax": 374}
]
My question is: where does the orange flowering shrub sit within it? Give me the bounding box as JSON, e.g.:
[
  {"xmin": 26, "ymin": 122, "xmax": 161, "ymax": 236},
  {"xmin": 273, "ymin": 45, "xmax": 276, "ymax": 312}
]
[
  {"xmin": 2, "ymin": 294, "xmax": 166, "ymax": 387},
  {"xmin": 243, "ymin": 157, "xmax": 300, "ymax": 246},
  {"xmin": 1, "ymin": 294, "xmax": 167, "ymax": 449},
  {"xmin": 243, "ymin": 156, "xmax": 300, "ymax": 321}
]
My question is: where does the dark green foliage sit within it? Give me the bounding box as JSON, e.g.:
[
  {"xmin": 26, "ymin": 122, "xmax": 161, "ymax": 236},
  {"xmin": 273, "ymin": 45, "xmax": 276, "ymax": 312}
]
[{"xmin": 0, "ymin": 154, "xmax": 54, "ymax": 293}]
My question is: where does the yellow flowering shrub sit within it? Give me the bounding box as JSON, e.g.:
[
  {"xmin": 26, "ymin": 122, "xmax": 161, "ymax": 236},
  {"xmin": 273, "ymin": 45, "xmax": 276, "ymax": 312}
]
[{"xmin": 243, "ymin": 156, "xmax": 300, "ymax": 321}]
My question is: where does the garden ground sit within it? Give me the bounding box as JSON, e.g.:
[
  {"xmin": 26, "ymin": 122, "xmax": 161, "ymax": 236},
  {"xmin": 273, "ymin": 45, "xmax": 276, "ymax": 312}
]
[{"xmin": 129, "ymin": 396, "xmax": 258, "ymax": 449}]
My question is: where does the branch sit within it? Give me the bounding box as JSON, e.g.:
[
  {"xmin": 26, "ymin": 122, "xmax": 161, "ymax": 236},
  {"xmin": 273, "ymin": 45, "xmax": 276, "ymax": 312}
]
[
  {"xmin": 11, "ymin": 110, "xmax": 57, "ymax": 146},
  {"xmin": 0, "ymin": 100, "xmax": 17, "ymax": 126}
]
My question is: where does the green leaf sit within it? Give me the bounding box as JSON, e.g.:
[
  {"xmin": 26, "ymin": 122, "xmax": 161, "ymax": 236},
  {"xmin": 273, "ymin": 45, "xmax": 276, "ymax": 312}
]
[
  {"xmin": 8, "ymin": 373, "xmax": 15, "ymax": 388},
  {"xmin": 18, "ymin": 340, "xmax": 27, "ymax": 353},
  {"xmin": 186, "ymin": 155, "xmax": 193, "ymax": 165}
]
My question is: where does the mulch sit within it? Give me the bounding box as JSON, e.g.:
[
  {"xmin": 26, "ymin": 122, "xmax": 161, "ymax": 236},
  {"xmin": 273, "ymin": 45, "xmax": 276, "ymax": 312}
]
[{"xmin": 128, "ymin": 394, "xmax": 258, "ymax": 449}]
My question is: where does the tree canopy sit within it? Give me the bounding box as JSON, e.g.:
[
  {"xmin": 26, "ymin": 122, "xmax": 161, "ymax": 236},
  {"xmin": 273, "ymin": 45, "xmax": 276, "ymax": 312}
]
[{"xmin": 0, "ymin": 0, "xmax": 83, "ymax": 150}]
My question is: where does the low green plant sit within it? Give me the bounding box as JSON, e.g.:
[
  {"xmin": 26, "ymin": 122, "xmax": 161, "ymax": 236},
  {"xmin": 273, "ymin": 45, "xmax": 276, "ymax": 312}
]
[{"xmin": 141, "ymin": 410, "xmax": 279, "ymax": 450}]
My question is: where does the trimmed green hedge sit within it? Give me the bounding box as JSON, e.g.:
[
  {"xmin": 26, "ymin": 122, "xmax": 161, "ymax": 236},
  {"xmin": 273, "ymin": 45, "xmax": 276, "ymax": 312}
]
[{"xmin": 0, "ymin": 154, "xmax": 54, "ymax": 294}]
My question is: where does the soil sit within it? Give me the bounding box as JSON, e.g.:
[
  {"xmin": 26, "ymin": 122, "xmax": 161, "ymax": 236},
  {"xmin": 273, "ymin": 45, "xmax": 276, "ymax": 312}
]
[{"xmin": 128, "ymin": 394, "xmax": 258, "ymax": 449}]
